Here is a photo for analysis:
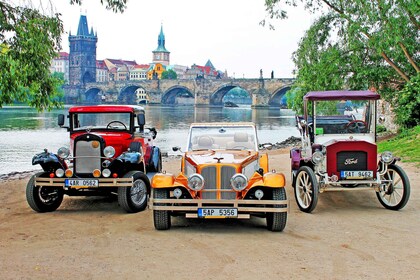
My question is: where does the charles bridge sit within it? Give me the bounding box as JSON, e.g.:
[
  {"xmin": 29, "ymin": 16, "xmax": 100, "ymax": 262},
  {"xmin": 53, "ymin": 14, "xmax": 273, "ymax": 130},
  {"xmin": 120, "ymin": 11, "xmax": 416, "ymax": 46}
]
[{"xmin": 64, "ymin": 77, "xmax": 295, "ymax": 107}]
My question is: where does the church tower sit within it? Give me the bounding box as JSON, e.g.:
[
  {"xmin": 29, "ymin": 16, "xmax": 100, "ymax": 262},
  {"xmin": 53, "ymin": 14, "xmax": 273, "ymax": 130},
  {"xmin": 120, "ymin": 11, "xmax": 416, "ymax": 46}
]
[
  {"xmin": 68, "ymin": 15, "xmax": 97, "ymax": 86},
  {"xmin": 152, "ymin": 25, "xmax": 170, "ymax": 66}
]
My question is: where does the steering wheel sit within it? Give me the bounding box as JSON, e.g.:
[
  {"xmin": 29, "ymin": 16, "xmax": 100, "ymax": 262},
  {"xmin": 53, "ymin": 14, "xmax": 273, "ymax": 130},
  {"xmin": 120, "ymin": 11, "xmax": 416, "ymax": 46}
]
[
  {"xmin": 346, "ymin": 120, "xmax": 367, "ymax": 133},
  {"xmin": 106, "ymin": 121, "xmax": 127, "ymax": 130}
]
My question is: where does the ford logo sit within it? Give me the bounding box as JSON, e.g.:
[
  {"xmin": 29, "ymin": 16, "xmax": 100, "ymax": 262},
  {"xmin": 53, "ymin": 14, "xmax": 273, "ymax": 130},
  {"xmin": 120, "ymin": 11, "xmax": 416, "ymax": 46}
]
[{"xmin": 344, "ymin": 158, "xmax": 358, "ymax": 165}]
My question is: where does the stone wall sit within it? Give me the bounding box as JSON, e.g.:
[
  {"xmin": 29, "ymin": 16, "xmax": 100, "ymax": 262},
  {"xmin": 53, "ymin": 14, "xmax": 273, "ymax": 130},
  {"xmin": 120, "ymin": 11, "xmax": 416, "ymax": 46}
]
[{"xmin": 377, "ymin": 100, "xmax": 398, "ymax": 132}]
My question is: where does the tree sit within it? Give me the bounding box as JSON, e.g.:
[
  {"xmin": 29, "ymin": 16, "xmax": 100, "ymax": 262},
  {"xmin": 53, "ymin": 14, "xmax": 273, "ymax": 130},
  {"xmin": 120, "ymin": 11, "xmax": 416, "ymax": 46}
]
[
  {"xmin": 0, "ymin": 0, "xmax": 126, "ymax": 111},
  {"xmin": 265, "ymin": 0, "xmax": 419, "ymax": 126},
  {"xmin": 161, "ymin": 69, "xmax": 177, "ymax": 80}
]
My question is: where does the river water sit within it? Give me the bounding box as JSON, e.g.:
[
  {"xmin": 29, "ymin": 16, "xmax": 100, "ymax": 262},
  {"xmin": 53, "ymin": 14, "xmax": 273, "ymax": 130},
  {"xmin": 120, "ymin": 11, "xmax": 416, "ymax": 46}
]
[{"xmin": 0, "ymin": 105, "xmax": 299, "ymax": 176}]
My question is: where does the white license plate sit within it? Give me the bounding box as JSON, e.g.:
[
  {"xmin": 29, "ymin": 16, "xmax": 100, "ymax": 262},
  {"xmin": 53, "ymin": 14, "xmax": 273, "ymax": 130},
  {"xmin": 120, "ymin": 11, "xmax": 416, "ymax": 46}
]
[
  {"xmin": 65, "ymin": 179, "xmax": 99, "ymax": 188},
  {"xmin": 340, "ymin": 171, "xmax": 373, "ymax": 179},
  {"xmin": 198, "ymin": 208, "xmax": 238, "ymax": 218}
]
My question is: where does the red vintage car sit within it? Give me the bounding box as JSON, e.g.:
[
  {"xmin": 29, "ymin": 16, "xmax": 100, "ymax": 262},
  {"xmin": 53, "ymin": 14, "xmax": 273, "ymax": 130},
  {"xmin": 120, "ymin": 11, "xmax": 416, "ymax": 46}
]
[
  {"xmin": 26, "ymin": 105, "xmax": 162, "ymax": 213},
  {"xmin": 290, "ymin": 90, "xmax": 410, "ymax": 212}
]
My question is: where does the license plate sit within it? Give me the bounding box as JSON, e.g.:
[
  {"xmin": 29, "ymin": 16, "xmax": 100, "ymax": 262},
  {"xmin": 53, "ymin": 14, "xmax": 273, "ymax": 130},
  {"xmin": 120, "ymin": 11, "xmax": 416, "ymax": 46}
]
[
  {"xmin": 340, "ymin": 171, "xmax": 373, "ymax": 179},
  {"xmin": 198, "ymin": 208, "xmax": 238, "ymax": 218},
  {"xmin": 65, "ymin": 179, "xmax": 99, "ymax": 188}
]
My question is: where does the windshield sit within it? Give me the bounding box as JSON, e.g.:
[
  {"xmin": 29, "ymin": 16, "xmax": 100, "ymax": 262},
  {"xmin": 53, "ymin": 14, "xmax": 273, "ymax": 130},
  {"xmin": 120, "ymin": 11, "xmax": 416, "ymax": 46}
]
[
  {"xmin": 72, "ymin": 112, "xmax": 131, "ymax": 131},
  {"xmin": 313, "ymin": 100, "xmax": 375, "ymax": 135},
  {"xmin": 188, "ymin": 125, "xmax": 257, "ymax": 151}
]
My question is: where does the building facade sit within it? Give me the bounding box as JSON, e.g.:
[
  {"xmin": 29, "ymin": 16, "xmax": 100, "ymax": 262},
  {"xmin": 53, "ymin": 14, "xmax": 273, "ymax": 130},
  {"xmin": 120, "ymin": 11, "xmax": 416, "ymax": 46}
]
[{"xmin": 50, "ymin": 52, "xmax": 69, "ymax": 82}]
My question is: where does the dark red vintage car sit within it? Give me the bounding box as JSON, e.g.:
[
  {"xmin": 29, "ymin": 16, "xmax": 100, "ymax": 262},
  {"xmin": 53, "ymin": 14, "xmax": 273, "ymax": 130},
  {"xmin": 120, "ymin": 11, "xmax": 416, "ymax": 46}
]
[
  {"xmin": 290, "ymin": 90, "xmax": 410, "ymax": 212},
  {"xmin": 26, "ymin": 105, "xmax": 162, "ymax": 213}
]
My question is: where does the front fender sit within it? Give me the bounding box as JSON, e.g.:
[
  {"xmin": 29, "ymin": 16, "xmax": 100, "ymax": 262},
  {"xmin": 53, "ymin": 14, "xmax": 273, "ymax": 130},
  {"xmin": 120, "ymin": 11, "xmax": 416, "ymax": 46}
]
[
  {"xmin": 248, "ymin": 172, "xmax": 286, "ymax": 189},
  {"xmin": 32, "ymin": 151, "xmax": 65, "ymax": 172},
  {"xmin": 151, "ymin": 173, "xmax": 176, "ymax": 188}
]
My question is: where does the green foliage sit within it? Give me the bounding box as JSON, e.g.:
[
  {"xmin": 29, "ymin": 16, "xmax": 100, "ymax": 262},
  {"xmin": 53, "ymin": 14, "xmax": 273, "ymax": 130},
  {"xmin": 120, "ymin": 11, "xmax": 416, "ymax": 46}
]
[
  {"xmin": 394, "ymin": 74, "xmax": 420, "ymax": 128},
  {"xmin": 0, "ymin": 0, "xmax": 126, "ymax": 111},
  {"xmin": 161, "ymin": 69, "xmax": 177, "ymax": 80},
  {"xmin": 378, "ymin": 126, "xmax": 420, "ymax": 165},
  {"xmin": 376, "ymin": 125, "xmax": 387, "ymax": 133},
  {"xmin": 70, "ymin": 0, "xmax": 127, "ymax": 12},
  {"xmin": 264, "ymin": 0, "xmax": 419, "ymax": 124}
]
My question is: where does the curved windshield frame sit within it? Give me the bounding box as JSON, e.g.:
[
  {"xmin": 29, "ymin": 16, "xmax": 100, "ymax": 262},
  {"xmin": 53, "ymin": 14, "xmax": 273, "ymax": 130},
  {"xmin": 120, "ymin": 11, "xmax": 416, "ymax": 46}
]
[
  {"xmin": 71, "ymin": 112, "xmax": 132, "ymax": 132},
  {"xmin": 187, "ymin": 125, "xmax": 258, "ymax": 151}
]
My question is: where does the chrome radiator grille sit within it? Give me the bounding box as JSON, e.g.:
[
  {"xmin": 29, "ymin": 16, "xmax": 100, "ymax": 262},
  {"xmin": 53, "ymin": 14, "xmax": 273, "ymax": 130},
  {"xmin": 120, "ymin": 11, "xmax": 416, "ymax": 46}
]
[
  {"xmin": 201, "ymin": 165, "xmax": 236, "ymax": 200},
  {"xmin": 74, "ymin": 140, "xmax": 101, "ymax": 174}
]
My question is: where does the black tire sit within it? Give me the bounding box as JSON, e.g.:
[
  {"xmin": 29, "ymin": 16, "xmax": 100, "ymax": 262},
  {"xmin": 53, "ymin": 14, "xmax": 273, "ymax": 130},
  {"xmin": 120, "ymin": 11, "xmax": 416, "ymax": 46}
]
[
  {"xmin": 266, "ymin": 188, "xmax": 287, "ymax": 232},
  {"xmin": 26, "ymin": 172, "xmax": 64, "ymax": 213},
  {"xmin": 293, "ymin": 166, "xmax": 319, "ymax": 213},
  {"xmin": 376, "ymin": 164, "xmax": 410, "ymax": 210},
  {"xmin": 153, "ymin": 188, "xmax": 171, "ymax": 230},
  {"xmin": 118, "ymin": 171, "xmax": 150, "ymax": 213}
]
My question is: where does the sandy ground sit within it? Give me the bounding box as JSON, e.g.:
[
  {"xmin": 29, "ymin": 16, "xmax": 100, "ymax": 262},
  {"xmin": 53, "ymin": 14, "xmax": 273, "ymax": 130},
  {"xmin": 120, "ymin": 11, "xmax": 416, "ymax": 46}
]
[{"xmin": 0, "ymin": 149, "xmax": 419, "ymax": 280}]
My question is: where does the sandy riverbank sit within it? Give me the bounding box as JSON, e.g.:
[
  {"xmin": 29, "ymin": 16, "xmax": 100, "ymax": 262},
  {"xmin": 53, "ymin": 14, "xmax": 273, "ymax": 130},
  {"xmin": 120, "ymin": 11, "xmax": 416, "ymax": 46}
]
[{"xmin": 0, "ymin": 149, "xmax": 419, "ymax": 279}]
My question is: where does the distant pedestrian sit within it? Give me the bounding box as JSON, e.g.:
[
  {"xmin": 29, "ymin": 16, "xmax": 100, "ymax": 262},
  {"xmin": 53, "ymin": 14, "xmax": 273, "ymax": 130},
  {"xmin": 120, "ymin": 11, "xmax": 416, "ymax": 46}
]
[{"xmin": 271, "ymin": 71, "xmax": 274, "ymax": 79}]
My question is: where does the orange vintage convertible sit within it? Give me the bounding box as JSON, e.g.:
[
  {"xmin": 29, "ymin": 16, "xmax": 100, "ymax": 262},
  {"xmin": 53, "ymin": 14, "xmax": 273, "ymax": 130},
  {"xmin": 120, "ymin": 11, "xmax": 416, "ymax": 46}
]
[{"xmin": 150, "ymin": 122, "xmax": 288, "ymax": 231}]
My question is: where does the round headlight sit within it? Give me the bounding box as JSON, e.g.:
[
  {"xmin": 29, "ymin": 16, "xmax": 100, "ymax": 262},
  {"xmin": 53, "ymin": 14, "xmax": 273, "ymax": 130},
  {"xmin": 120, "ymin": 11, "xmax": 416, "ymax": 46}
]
[
  {"xmin": 55, "ymin": 168, "xmax": 65, "ymax": 178},
  {"xmin": 188, "ymin": 173, "xmax": 205, "ymax": 191},
  {"xmin": 103, "ymin": 146, "xmax": 115, "ymax": 158},
  {"xmin": 57, "ymin": 147, "xmax": 70, "ymax": 159},
  {"xmin": 230, "ymin": 174, "xmax": 248, "ymax": 192},
  {"xmin": 381, "ymin": 151, "xmax": 394, "ymax": 163},
  {"xmin": 312, "ymin": 151, "xmax": 324, "ymax": 164},
  {"xmin": 102, "ymin": 168, "xmax": 111, "ymax": 178}
]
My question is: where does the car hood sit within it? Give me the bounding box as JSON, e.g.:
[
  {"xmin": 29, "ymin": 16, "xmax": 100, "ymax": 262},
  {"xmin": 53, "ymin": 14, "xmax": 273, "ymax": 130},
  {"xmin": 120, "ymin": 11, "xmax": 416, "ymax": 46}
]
[{"xmin": 185, "ymin": 150, "xmax": 258, "ymax": 165}]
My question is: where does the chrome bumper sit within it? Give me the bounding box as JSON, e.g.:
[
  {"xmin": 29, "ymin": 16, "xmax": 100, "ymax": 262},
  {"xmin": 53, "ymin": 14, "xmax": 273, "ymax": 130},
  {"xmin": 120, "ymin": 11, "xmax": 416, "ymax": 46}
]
[
  {"xmin": 150, "ymin": 196, "xmax": 288, "ymax": 218},
  {"xmin": 34, "ymin": 177, "xmax": 133, "ymax": 188}
]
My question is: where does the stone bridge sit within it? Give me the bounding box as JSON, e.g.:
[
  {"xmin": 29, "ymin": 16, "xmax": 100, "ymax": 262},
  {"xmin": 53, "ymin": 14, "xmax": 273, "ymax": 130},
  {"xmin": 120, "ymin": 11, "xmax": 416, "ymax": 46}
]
[{"xmin": 64, "ymin": 78, "xmax": 295, "ymax": 107}]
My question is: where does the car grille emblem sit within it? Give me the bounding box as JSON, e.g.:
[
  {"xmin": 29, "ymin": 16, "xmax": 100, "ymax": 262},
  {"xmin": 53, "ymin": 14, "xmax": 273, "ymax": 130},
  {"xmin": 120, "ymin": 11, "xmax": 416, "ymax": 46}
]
[{"xmin": 344, "ymin": 158, "xmax": 358, "ymax": 165}]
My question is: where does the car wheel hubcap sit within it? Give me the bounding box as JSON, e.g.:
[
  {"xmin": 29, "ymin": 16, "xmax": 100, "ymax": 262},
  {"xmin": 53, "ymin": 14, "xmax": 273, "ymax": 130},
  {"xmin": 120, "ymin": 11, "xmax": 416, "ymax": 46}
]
[{"xmin": 131, "ymin": 179, "xmax": 147, "ymax": 206}]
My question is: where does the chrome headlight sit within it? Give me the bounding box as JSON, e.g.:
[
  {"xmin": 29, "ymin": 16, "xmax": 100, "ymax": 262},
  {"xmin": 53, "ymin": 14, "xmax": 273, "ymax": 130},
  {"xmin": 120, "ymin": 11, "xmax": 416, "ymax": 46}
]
[
  {"xmin": 103, "ymin": 146, "xmax": 116, "ymax": 158},
  {"xmin": 311, "ymin": 151, "xmax": 324, "ymax": 164},
  {"xmin": 102, "ymin": 168, "xmax": 111, "ymax": 178},
  {"xmin": 230, "ymin": 173, "xmax": 248, "ymax": 191},
  {"xmin": 55, "ymin": 168, "xmax": 65, "ymax": 178},
  {"xmin": 57, "ymin": 147, "xmax": 70, "ymax": 159},
  {"xmin": 381, "ymin": 151, "xmax": 394, "ymax": 163},
  {"xmin": 188, "ymin": 173, "xmax": 204, "ymax": 191}
]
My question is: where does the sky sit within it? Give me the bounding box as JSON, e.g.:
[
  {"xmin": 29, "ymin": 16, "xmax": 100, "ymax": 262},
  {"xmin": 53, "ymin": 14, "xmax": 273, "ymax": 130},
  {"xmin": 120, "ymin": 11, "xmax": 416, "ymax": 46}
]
[{"xmin": 47, "ymin": 0, "xmax": 318, "ymax": 79}]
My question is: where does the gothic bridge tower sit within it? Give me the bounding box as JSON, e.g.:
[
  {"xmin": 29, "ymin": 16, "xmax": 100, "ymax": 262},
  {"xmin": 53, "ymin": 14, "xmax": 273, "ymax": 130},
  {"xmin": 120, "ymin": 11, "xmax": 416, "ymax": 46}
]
[{"xmin": 68, "ymin": 15, "xmax": 98, "ymax": 97}]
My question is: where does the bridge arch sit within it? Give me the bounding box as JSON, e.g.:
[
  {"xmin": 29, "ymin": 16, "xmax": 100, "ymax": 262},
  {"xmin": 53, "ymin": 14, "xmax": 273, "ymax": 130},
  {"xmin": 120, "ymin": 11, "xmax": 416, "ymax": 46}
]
[
  {"xmin": 84, "ymin": 87, "xmax": 103, "ymax": 104},
  {"xmin": 119, "ymin": 84, "xmax": 149, "ymax": 104},
  {"xmin": 161, "ymin": 85, "xmax": 194, "ymax": 105},
  {"xmin": 210, "ymin": 84, "xmax": 251, "ymax": 106},
  {"xmin": 269, "ymin": 86, "xmax": 291, "ymax": 108}
]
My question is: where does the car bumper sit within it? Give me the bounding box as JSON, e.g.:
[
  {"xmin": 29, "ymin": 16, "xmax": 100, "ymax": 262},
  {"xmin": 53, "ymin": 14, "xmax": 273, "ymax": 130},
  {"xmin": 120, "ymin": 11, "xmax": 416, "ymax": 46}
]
[
  {"xmin": 34, "ymin": 177, "xmax": 133, "ymax": 189},
  {"xmin": 150, "ymin": 197, "xmax": 288, "ymax": 219}
]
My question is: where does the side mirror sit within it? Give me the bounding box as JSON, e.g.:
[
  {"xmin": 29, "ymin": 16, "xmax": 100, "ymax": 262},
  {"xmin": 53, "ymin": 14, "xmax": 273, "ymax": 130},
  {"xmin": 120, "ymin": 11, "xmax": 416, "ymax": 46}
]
[
  {"xmin": 58, "ymin": 114, "xmax": 65, "ymax": 127},
  {"xmin": 137, "ymin": 114, "xmax": 145, "ymax": 132},
  {"xmin": 259, "ymin": 143, "xmax": 273, "ymax": 150},
  {"xmin": 172, "ymin": 146, "xmax": 181, "ymax": 152},
  {"xmin": 149, "ymin": 127, "xmax": 157, "ymax": 139}
]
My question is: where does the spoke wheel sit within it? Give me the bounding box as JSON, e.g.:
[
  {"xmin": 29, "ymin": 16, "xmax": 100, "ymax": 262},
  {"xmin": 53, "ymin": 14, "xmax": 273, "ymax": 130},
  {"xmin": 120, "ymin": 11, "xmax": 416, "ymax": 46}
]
[
  {"xmin": 118, "ymin": 171, "xmax": 150, "ymax": 213},
  {"xmin": 293, "ymin": 166, "xmax": 319, "ymax": 213},
  {"xmin": 376, "ymin": 165, "xmax": 410, "ymax": 210}
]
